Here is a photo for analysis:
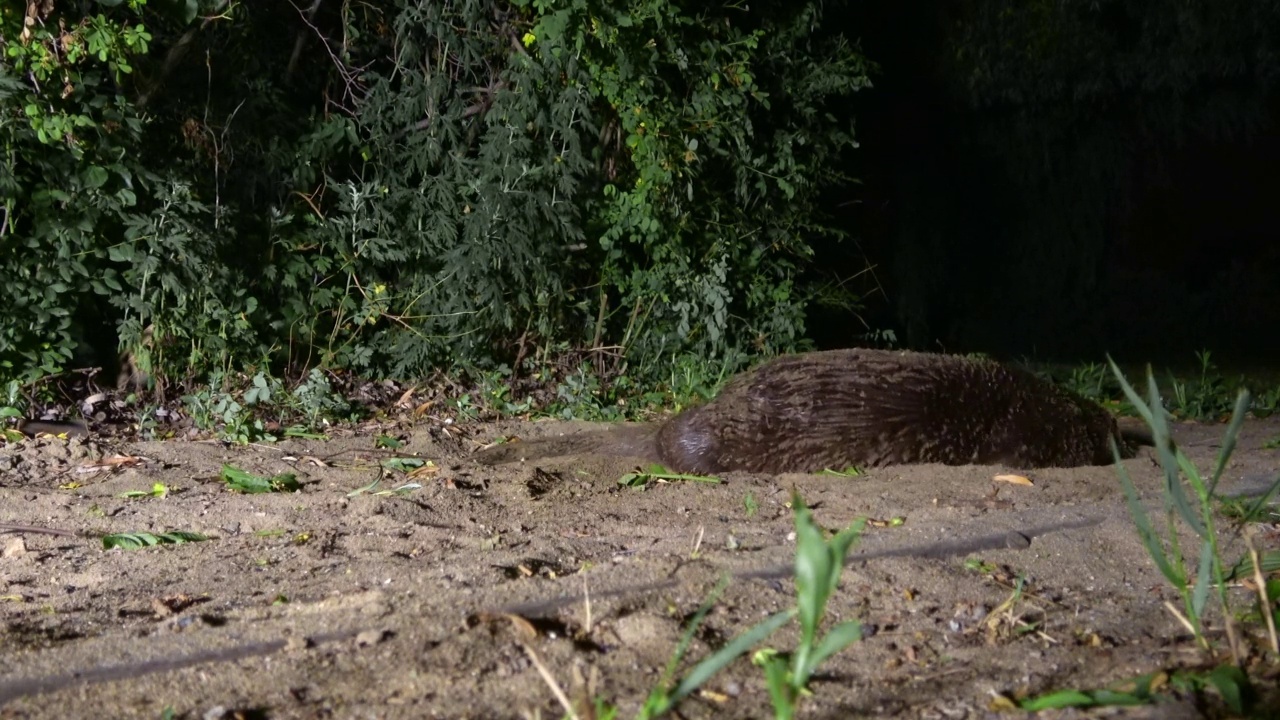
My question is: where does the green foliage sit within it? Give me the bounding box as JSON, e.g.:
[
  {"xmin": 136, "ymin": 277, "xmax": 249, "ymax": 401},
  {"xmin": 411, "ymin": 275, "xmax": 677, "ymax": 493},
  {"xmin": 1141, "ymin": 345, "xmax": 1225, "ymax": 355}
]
[
  {"xmin": 528, "ymin": 0, "xmax": 873, "ymax": 364},
  {"xmin": 1049, "ymin": 352, "xmax": 1280, "ymax": 423},
  {"xmin": 1, "ymin": 0, "xmax": 154, "ymax": 380},
  {"xmin": 0, "ymin": 1, "xmax": 261, "ymax": 386},
  {"xmin": 2, "ymin": 0, "xmax": 870, "ymax": 390},
  {"xmin": 1108, "ymin": 357, "xmax": 1280, "ymax": 658},
  {"xmin": 1164, "ymin": 351, "xmax": 1237, "ymax": 422},
  {"xmin": 182, "ymin": 369, "xmax": 353, "ymax": 443},
  {"xmin": 276, "ymin": 0, "xmax": 872, "ymax": 380}
]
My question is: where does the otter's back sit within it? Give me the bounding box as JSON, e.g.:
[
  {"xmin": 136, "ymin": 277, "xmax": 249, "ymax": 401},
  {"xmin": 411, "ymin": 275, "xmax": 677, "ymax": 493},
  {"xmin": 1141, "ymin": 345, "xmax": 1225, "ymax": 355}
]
[{"xmin": 657, "ymin": 349, "xmax": 1120, "ymax": 473}]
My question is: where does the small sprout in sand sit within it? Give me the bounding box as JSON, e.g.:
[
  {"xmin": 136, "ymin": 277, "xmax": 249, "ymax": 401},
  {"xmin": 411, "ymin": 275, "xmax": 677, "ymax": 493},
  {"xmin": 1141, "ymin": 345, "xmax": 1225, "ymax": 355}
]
[
  {"xmin": 1217, "ymin": 490, "xmax": 1280, "ymax": 524},
  {"xmin": 964, "ymin": 557, "xmax": 997, "ymax": 575},
  {"xmin": 754, "ymin": 494, "xmax": 866, "ymax": 720},
  {"xmin": 867, "ymin": 516, "xmax": 906, "ymax": 528},
  {"xmin": 1006, "ymin": 666, "xmax": 1250, "ymax": 715},
  {"xmin": 375, "ymin": 483, "xmax": 424, "ymax": 496},
  {"xmin": 817, "ymin": 466, "xmax": 863, "ymax": 477},
  {"xmin": 347, "ymin": 474, "xmax": 425, "ymax": 497},
  {"xmin": 526, "ymin": 492, "xmax": 865, "ymax": 720},
  {"xmin": 618, "ymin": 464, "xmax": 721, "ymax": 489},
  {"xmin": 219, "ymin": 464, "xmax": 301, "ymax": 494},
  {"xmin": 102, "ymin": 531, "xmax": 209, "ymax": 550},
  {"xmin": 118, "ymin": 483, "xmax": 170, "ymax": 500},
  {"xmin": 743, "ymin": 492, "xmax": 759, "ymax": 517},
  {"xmin": 381, "ymin": 456, "xmax": 426, "ymax": 473},
  {"xmin": 375, "ymin": 434, "xmax": 403, "ymax": 449},
  {"xmin": 283, "ymin": 426, "xmax": 326, "ymax": 440},
  {"xmin": 1224, "ymin": 551, "xmax": 1280, "ymax": 582}
]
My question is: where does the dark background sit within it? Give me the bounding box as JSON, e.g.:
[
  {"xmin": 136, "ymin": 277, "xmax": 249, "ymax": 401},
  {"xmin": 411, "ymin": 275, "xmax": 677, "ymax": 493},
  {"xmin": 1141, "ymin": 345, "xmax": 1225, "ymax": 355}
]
[{"xmin": 807, "ymin": 0, "xmax": 1280, "ymax": 365}]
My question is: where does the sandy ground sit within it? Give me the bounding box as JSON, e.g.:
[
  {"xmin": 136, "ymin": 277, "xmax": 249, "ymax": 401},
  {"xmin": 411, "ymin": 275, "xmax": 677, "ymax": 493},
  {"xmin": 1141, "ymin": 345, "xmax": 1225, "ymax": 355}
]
[{"xmin": 0, "ymin": 415, "xmax": 1277, "ymax": 720}]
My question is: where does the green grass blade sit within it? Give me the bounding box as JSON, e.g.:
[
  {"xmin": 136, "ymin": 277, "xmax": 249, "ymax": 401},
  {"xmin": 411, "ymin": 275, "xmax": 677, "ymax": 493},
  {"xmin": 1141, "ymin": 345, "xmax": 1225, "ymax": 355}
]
[
  {"xmin": 1114, "ymin": 439, "xmax": 1181, "ymax": 586},
  {"xmin": 1137, "ymin": 372, "xmax": 1207, "ymax": 536},
  {"xmin": 807, "ymin": 620, "xmax": 862, "ymax": 672},
  {"xmin": 1107, "ymin": 362, "xmax": 1204, "ymax": 532},
  {"xmin": 1224, "ymin": 549, "xmax": 1280, "ymax": 581},
  {"xmin": 1163, "ymin": 465, "xmax": 1206, "ymax": 537},
  {"xmin": 1206, "ymin": 665, "xmax": 1249, "ymax": 716},
  {"xmin": 1108, "ymin": 357, "xmax": 1157, "ymax": 426},
  {"xmin": 791, "ymin": 496, "xmax": 831, "ymax": 638},
  {"xmin": 763, "ymin": 656, "xmax": 795, "ymax": 720},
  {"xmin": 1190, "ymin": 537, "xmax": 1214, "ymax": 619},
  {"xmin": 1238, "ymin": 475, "xmax": 1280, "ymax": 525},
  {"xmin": 1207, "ymin": 390, "xmax": 1250, "ymax": 495},
  {"xmin": 668, "ymin": 609, "xmax": 795, "ymax": 707},
  {"xmin": 827, "ymin": 519, "xmax": 866, "ymax": 567},
  {"xmin": 1169, "ymin": 449, "xmax": 1209, "ymax": 538}
]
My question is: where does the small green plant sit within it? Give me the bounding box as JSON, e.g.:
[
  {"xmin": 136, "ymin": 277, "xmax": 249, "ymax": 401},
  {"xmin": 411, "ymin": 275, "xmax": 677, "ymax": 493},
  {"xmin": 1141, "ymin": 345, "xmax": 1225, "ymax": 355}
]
[
  {"xmin": 630, "ymin": 578, "xmax": 793, "ymax": 719},
  {"xmin": 1064, "ymin": 361, "xmax": 1111, "ymax": 401},
  {"xmin": 102, "ymin": 531, "xmax": 209, "ymax": 550},
  {"xmin": 1014, "ymin": 666, "xmax": 1250, "ymax": 714},
  {"xmin": 290, "ymin": 368, "xmax": 353, "ymax": 426},
  {"xmin": 184, "ymin": 386, "xmax": 274, "ymax": 445},
  {"xmin": 219, "ymin": 465, "xmax": 301, "ymax": 494},
  {"xmin": 817, "ymin": 466, "xmax": 863, "ymax": 477},
  {"xmin": 183, "ymin": 369, "xmax": 356, "ymax": 443},
  {"xmin": 617, "ymin": 464, "xmax": 721, "ymax": 489},
  {"xmin": 1251, "ymin": 385, "xmax": 1280, "ymax": 419},
  {"xmin": 381, "ymin": 457, "xmax": 429, "ymax": 473},
  {"xmin": 753, "ymin": 496, "xmax": 865, "ymax": 719},
  {"xmin": 534, "ymin": 493, "xmax": 864, "ymax": 719},
  {"xmin": 1109, "ymin": 357, "xmax": 1280, "ymax": 659},
  {"xmin": 1165, "ymin": 350, "xmax": 1236, "ymax": 422},
  {"xmin": 118, "ymin": 483, "xmax": 170, "ymax": 499}
]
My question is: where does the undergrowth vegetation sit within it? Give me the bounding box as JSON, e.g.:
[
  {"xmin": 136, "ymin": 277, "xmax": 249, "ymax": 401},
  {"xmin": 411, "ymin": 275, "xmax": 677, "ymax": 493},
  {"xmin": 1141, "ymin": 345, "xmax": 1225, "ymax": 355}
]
[
  {"xmin": 1013, "ymin": 360, "xmax": 1280, "ymax": 716},
  {"xmin": 1051, "ymin": 351, "xmax": 1280, "ymax": 423},
  {"xmin": 1, "ymin": 0, "xmax": 872, "ymax": 392}
]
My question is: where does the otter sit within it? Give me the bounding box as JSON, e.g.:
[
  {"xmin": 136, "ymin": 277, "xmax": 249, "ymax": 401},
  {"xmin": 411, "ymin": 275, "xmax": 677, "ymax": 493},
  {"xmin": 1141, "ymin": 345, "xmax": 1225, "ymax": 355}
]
[{"xmin": 474, "ymin": 348, "xmax": 1143, "ymax": 473}]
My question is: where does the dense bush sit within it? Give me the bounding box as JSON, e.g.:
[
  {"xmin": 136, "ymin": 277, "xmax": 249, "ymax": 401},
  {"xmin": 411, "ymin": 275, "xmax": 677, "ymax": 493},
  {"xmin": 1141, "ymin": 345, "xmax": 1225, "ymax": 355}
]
[{"xmin": 0, "ymin": 0, "xmax": 872, "ymax": 389}]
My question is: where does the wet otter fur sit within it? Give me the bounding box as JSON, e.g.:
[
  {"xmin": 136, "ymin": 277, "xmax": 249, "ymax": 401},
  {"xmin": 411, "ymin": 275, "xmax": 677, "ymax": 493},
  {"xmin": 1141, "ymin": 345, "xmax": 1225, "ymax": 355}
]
[{"xmin": 475, "ymin": 348, "xmax": 1142, "ymax": 473}]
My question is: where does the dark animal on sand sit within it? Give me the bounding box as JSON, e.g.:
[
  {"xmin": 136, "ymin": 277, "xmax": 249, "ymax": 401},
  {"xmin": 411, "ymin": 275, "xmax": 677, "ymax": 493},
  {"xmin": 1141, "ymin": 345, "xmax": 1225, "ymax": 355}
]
[{"xmin": 475, "ymin": 348, "xmax": 1143, "ymax": 474}]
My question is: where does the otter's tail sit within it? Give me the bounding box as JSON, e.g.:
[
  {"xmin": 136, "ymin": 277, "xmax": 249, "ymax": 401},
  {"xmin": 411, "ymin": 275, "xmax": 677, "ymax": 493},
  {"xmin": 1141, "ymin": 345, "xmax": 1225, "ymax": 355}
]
[{"xmin": 473, "ymin": 424, "xmax": 661, "ymax": 466}]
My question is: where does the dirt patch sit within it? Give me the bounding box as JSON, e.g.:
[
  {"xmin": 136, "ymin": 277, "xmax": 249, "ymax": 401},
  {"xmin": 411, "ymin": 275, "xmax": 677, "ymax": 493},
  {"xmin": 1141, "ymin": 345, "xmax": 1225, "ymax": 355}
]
[{"xmin": 1, "ymin": 416, "xmax": 1277, "ymax": 719}]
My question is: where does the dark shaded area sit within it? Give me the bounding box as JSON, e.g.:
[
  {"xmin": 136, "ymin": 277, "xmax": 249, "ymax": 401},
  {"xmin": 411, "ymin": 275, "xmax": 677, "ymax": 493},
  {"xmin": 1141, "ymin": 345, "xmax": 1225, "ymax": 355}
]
[{"xmin": 810, "ymin": 0, "xmax": 1280, "ymax": 365}]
